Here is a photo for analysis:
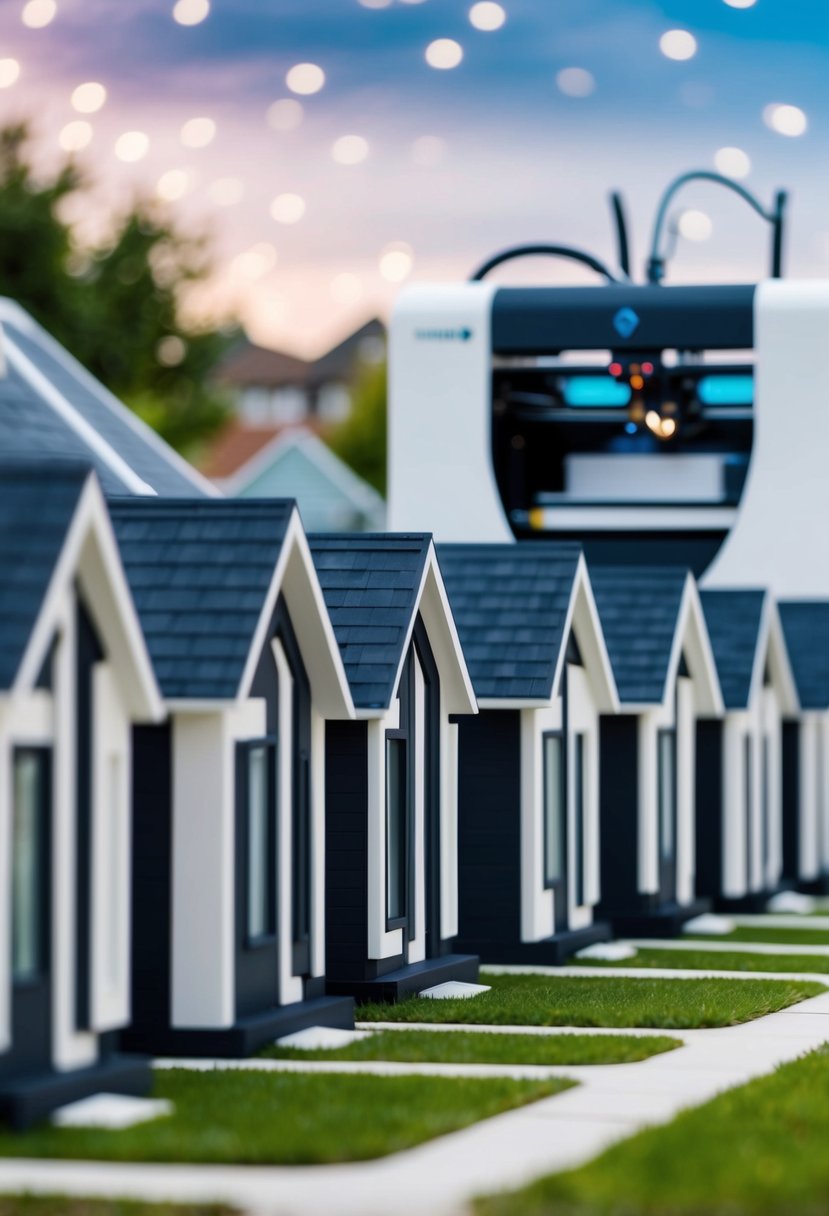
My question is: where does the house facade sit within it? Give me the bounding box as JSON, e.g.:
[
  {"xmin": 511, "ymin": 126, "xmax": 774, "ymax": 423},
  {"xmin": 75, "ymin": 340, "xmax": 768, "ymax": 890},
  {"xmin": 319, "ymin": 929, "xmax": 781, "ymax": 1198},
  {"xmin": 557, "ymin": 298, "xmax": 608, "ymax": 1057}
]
[
  {"xmin": 311, "ymin": 534, "xmax": 479, "ymax": 1001},
  {"xmin": 438, "ymin": 544, "xmax": 618, "ymax": 963},
  {"xmin": 111, "ymin": 499, "xmax": 356, "ymax": 1056},
  {"xmin": 0, "ymin": 464, "xmax": 162, "ymax": 1127},
  {"xmin": 591, "ymin": 567, "xmax": 723, "ymax": 935}
]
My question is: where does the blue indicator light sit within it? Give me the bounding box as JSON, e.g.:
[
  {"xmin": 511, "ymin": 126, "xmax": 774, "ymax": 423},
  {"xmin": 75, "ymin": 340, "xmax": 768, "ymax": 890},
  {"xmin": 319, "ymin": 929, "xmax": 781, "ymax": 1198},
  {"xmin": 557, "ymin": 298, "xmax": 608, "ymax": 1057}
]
[
  {"xmin": 564, "ymin": 377, "xmax": 632, "ymax": 407},
  {"xmin": 613, "ymin": 307, "xmax": 640, "ymax": 338},
  {"xmin": 698, "ymin": 375, "xmax": 753, "ymax": 406},
  {"xmin": 625, "ymin": 421, "xmax": 638, "ymax": 434}
]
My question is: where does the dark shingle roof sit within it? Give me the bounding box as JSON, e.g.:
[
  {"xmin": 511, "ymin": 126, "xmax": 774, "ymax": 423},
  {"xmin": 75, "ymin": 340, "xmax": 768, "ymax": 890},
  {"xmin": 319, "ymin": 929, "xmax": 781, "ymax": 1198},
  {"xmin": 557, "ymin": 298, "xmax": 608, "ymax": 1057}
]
[
  {"xmin": 437, "ymin": 543, "xmax": 581, "ymax": 701},
  {"xmin": 309, "ymin": 534, "xmax": 430, "ymax": 709},
  {"xmin": 0, "ymin": 462, "xmax": 89, "ymax": 689},
  {"xmin": 698, "ymin": 590, "xmax": 766, "ymax": 709},
  {"xmin": 590, "ymin": 566, "xmax": 688, "ymax": 704},
  {"xmin": 778, "ymin": 602, "xmax": 829, "ymax": 710},
  {"xmin": 1, "ymin": 304, "xmax": 211, "ymax": 497},
  {"xmin": 109, "ymin": 498, "xmax": 294, "ymax": 699}
]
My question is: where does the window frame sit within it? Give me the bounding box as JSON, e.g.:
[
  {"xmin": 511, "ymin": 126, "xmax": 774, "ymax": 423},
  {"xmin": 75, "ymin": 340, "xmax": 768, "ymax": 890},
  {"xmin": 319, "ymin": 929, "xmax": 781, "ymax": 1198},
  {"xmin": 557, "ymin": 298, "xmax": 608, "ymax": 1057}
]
[
  {"xmin": 11, "ymin": 746, "xmax": 51, "ymax": 986},
  {"xmin": 542, "ymin": 730, "xmax": 566, "ymax": 891},
  {"xmin": 573, "ymin": 731, "xmax": 587, "ymax": 908},
  {"xmin": 657, "ymin": 727, "xmax": 677, "ymax": 864},
  {"xmin": 239, "ymin": 736, "xmax": 278, "ymax": 950},
  {"xmin": 384, "ymin": 731, "xmax": 409, "ymax": 930}
]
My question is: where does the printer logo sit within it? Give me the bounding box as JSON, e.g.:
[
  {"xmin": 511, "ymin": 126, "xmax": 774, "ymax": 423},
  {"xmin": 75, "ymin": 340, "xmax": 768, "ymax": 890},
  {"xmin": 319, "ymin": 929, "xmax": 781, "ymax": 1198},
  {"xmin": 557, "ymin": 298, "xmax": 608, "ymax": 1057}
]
[
  {"xmin": 612, "ymin": 307, "xmax": 640, "ymax": 339},
  {"xmin": 415, "ymin": 327, "xmax": 473, "ymax": 342}
]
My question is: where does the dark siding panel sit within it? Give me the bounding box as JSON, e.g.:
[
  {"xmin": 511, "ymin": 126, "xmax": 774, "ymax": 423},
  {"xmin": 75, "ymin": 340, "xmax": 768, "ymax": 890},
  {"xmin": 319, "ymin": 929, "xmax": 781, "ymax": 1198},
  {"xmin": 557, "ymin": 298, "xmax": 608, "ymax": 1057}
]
[
  {"xmin": 325, "ymin": 721, "xmax": 369, "ymax": 981},
  {"xmin": 597, "ymin": 715, "xmax": 639, "ymax": 913},
  {"xmin": 456, "ymin": 710, "xmax": 522, "ymax": 952},
  {"xmin": 129, "ymin": 723, "xmax": 173, "ymax": 1037},
  {"xmin": 695, "ymin": 720, "xmax": 724, "ymax": 900},
  {"xmin": 782, "ymin": 721, "xmax": 800, "ymax": 882},
  {"xmin": 75, "ymin": 595, "xmax": 104, "ymax": 1032}
]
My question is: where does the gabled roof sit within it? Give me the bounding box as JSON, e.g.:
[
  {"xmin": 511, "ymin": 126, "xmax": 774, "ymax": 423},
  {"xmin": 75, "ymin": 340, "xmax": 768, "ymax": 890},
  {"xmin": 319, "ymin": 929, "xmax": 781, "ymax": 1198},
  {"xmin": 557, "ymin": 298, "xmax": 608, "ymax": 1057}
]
[
  {"xmin": 0, "ymin": 298, "xmax": 216, "ymax": 498},
  {"xmin": 110, "ymin": 498, "xmax": 295, "ymax": 700},
  {"xmin": 778, "ymin": 602, "xmax": 829, "ymax": 710},
  {"xmin": 437, "ymin": 543, "xmax": 581, "ymax": 701},
  {"xmin": 698, "ymin": 589, "xmax": 766, "ymax": 710},
  {"xmin": 311, "ymin": 318, "xmax": 385, "ymax": 383},
  {"xmin": 309, "ymin": 533, "xmax": 431, "ymax": 710},
  {"xmin": 0, "ymin": 462, "xmax": 88, "ymax": 689},
  {"xmin": 590, "ymin": 566, "xmax": 691, "ymax": 705},
  {"xmin": 214, "ymin": 340, "xmax": 309, "ymax": 389}
]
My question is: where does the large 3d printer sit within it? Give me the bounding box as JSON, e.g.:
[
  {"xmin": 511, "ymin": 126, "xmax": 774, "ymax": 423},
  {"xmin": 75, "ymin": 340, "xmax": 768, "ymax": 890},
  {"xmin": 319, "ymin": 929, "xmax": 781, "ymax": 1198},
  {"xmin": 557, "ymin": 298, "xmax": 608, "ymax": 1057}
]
[{"xmin": 388, "ymin": 174, "xmax": 829, "ymax": 596}]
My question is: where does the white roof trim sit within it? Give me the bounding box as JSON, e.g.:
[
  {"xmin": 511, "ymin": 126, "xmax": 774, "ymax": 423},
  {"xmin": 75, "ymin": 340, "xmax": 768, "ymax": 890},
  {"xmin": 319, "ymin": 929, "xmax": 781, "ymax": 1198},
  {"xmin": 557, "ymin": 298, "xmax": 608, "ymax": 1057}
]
[
  {"xmin": 666, "ymin": 574, "xmax": 724, "ymax": 716},
  {"xmin": 221, "ymin": 426, "xmax": 385, "ymax": 515},
  {"xmin": 0, "ymin": 298, "xmax": 220, "ymax": 498},
  {"xmin": 550, "ymin": 554, "xmax": 619, "ymax": 714},
  {"xmin": 13, "ymin": 473, "xmax": 163, "ymax": 721},
  {"xmin": 758, "ymin": 597, "xmax": 800, "ymax": 714}
]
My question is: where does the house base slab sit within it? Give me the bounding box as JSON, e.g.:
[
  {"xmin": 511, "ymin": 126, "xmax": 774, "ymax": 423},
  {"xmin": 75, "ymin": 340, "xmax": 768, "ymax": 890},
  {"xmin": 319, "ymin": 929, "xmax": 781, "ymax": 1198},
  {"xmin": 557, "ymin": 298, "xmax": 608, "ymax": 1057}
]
[
  {"xmin": 326, "ymin": 954, "xmax": 479, "ymax": 1004},
  {"xmin": 0, "ymin": 1054, "xmax": 153, "ymax": 1132},
  {"xmin": 456, "ymin": 924, "xmax": 611, "ymax": 967},
  {"xmin": 121, "ymin": 996, "xmax": 355, "ymax": 1059},
  {"xmin": 607, "ymin": 899, "xmax": 711, "ymax": 939}
]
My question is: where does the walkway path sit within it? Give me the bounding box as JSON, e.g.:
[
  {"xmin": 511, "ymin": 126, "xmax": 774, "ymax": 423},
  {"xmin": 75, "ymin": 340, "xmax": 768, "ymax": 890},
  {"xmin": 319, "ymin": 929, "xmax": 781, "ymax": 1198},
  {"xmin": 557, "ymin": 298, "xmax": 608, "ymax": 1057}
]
[{"xmin": 1, "ymin": 989, "xmax": 828, "ymax": 1216}]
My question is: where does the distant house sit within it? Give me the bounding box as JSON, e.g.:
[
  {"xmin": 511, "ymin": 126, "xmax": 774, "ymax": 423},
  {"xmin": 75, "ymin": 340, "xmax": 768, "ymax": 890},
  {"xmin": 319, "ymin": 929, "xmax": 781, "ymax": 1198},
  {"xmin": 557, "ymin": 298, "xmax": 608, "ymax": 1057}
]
[
  {"xmin": 214, "ymin": 318, "xmax": 385, "ymax": 429},
  {"xmin": 203, "ymin": 427, "xmax": 385, "ymax": 532},
  {"xmin": 0, "ymin": 298, "xmax": 213, "ymax": 498}
]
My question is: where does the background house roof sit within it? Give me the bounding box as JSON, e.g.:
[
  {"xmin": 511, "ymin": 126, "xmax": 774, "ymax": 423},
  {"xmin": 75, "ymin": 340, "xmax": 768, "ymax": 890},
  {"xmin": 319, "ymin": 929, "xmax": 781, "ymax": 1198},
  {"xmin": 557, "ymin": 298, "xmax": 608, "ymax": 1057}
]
[
  {"xmin": 778, "ymin": 602, "xmax": 829, "ymax": 709},
  {"xmin": 699, "ymin": 589, "xmax": 766, "ymax": 710},
  {"xmin": 213, "ymin": 341, "xmax": 310, "ymax": 389},
  {"xmin": 436, "ymin": 543, "xmax": 581, "ymax": 701},
  {"xmin": 109, "ymin": 498, "xmax": 294, "ymax": 700},
  {"xmin": 590, "ymin": 566, "xmax": 689, "ymax": 705},
  {"xmin": 309, "ymin": 533, "xmax": 430, "ymax": 710},
  {"xmin": 0, "ymin": 299, "xmax": 214, "ymax": 498},
  {"xmin": 0, "ymin": 462, "xmax": 89, "ymax": 690}
]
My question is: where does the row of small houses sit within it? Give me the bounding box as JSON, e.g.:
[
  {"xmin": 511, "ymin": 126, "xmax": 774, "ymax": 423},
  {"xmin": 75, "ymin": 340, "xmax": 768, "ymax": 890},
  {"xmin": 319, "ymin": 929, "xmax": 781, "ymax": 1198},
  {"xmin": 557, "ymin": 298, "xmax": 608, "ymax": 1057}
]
[{"xmin": 3, "ymin": 459, "xmax": 829, "ymax": 1127}]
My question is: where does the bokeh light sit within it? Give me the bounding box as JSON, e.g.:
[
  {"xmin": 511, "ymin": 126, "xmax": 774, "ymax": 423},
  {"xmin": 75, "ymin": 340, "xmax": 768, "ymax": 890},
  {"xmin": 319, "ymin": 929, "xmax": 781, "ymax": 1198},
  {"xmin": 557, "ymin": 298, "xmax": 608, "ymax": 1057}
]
[
  {"xmin": 267, "ymin": 99, "xmax": 304, "ymax": 131},
  {"xmin": 156, "ymin": 169, "xmax": 190, "ymax": 201},
  {"xmin": 379, "ymin": 242, "xmax": 414, "ymax": 282},
  {"xmin": 286, "ymin": 63, "xmax": 325, "ymax": 95},
  {"xmin": 659, "ymin": 29, "xmax": 697, "ymax": 61},
  {"xmin": 156, "ymin": 335, "xmax": 187, "ymax": 366},
  {"xmin": 714, "ymin": 146, "xmax": 750, "ymax": 178},
  {"xmin": 114, "ymin": 131, "xmax": 149, "ymax": 162},
  {"xmin": 469, "ymin": 3, "xmax": 506, "ymax": 32},
  {"xmin": 232, "ymin": 242, "xmax": 277, "ymax": 279},
  {"xmin": 556, "ymin": 67, "xmax": 595, "ymax": 97},
  {"xmin": 723, "ymin": 0, "xmax": 757, "ymax": 7},
  {"xmin": 270, "ymin": 193, "xmax": 306, "ymax": 224},
  {"xmin": 58, "ymin": 120, "xmax": 92, "ymax": 152},
  {"xmin": 0, "ymin": 59, "xmax": 20, "ymax": 88},
  {"xmin": 208, "ymin": 177, "xmax": 244, "ymax": 206},
  {"xmin": 172, "ymin": 0, "xmax": 210, "ymax": 26},
  {"xmin": 763, "ymin": 103, "xmax": 807, "ymax": 136},
  {"xmin": 180, "ymin": 116, "xmax": 216, "ymax": 148},
  {"xmin": 425, "ymin": 39, "xmax": 463, "ymax": 69},
  {"xmin": 678, "ymin": 209, "xmax": 712, "ymax": 241},
  {"xmin": 332, "ymin": 135, "xmax": 369, "ymax": 165},
  {"xmin": 71, "ymin": 81, "xmax": 106, "ymax": 113},
  {"xmin": 21, "ymin": 0, "xmax": 56, "ymax": 29}
]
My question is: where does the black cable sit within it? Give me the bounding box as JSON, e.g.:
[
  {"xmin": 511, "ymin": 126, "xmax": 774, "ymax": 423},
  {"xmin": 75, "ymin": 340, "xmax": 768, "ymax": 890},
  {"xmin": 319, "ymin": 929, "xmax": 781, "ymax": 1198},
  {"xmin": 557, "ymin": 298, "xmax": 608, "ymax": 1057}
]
[
  {"xmin": 610, "ymin": 191, "xmax": 632, "ymax": 279},
  {"xmin": 469, "ymin": 243, "xmax": 620, "ymax": 283}
]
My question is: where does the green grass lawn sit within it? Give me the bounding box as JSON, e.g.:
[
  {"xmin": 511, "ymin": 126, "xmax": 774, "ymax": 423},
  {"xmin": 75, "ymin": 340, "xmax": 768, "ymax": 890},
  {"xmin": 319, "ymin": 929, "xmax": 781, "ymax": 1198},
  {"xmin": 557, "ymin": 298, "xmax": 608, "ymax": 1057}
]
[
  {"xmin": 475, "ymin": 1044, "xmax": 829, "ymax": 1216},
  {"xmin": 356, "ymin": 973, "xmax": 822, "ymax": 1030},
  {"xmin": 264, "ymin": 1028, "xmax": 680, "ymax": 1065},
  {"xmin": 0, "ymin": 1070, "xmax": 568, "ymax": 1165},
  {"xmin": 686, "ymin": 925, "xmax": 829, "ymax": 946},
  {"xmin": 574, "ymin": 947, "xmax": 829, "ymax": 974},
  {"xmin": 0, "ymin": 1203, "xmax": 233, "ymax": 1216}
]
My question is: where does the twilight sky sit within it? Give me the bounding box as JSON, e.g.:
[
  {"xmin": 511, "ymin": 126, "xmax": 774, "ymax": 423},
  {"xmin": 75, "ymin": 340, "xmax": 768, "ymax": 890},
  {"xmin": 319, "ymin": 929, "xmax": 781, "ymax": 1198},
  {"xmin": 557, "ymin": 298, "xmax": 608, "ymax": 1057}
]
[{"xmin": 0, "ymin": 0, "xmax": 826, "ymax": 355}]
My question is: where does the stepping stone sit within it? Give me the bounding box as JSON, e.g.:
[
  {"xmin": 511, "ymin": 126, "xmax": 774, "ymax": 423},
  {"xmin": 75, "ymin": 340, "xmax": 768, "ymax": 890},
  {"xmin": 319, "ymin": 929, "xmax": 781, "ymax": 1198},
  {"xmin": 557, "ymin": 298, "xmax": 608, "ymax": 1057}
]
[
  {"xmin": 682, "ymin": 913, "xmax": 735, "ymax": 936},
  {"xmin": 576, "ymin": 942, "xmax": 638, "ymax": 962},
  {"xmin": 419, "ymin": 981, "xmax": 492, "ymax": 999},
  {"xmin": 51, "ymin": 1094, "xmax": 172, "ymax": 1129},
  {"xmin": 767, "ymin": 891, "xmax": 817, "ymax": 915},
  {"xmin": 275, "ymin": 1025, "xmax": 374, "ymax": 1050}
]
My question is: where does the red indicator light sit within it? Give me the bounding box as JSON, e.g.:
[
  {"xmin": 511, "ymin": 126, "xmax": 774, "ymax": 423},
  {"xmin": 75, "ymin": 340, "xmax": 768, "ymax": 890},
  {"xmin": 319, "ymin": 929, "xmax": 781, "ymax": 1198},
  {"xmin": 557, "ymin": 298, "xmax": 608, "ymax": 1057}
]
[
  {"xmin": 642, "ymin": 361, "xmax": 654, "ymax": 375},
  {"xmin": 609, "ymin": 362, "xmax": 623, "ymax": 377}
]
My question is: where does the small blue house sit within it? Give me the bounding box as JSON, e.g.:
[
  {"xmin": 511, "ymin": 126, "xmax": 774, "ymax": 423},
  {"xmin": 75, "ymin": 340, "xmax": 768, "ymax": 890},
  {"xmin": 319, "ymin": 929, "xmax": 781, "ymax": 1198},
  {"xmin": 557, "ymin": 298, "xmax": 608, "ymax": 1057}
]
[
  {"xmin": 310, "ymin": 534, "xmax": 479, "ymax": 1001},
  {"xmin": 590, "ymin": 566, "xmax": 723, "ymax": 935},
  {"xmin": 110, "ymin": 498, "xmax": 356, "ymax": 1055},
  {"xmin": 696, "ymin": 590, "xmax": 798, "ymax": 909},
  {"xmin": 0, "ymin": 463, "xmax": 162, "ymax": 1127},
  {"xmin": 437, "ymin": 543, "xmax": 618, "ymax": 963}
]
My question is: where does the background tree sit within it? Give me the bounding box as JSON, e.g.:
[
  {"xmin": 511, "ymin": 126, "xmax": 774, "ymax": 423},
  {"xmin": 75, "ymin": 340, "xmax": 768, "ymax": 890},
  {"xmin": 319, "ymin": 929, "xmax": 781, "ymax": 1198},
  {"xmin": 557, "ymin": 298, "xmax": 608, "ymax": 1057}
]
[
  {"xmin": 0, "ymin": 123, "xmax": 232, "ymax": 453},
  {"xmin": 328, "ymin": 357, "xmax": 387, "ymax": 495}
]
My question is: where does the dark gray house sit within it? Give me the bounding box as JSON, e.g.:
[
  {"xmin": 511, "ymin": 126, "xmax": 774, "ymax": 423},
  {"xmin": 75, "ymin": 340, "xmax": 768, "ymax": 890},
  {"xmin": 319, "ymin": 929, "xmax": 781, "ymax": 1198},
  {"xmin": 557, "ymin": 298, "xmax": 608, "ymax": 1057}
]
[
  {"xmin": 696, "ymin": 590, "xmax": 798, "ymax": 909},
  {"xmin": 778, "ymin": 603, "xmax": 829, "ymax": 894},
  {"xmin": 0, "ymin": 463, "xmax": 162, "ymax": 1127},
  {"xmin": 437, "ymin": 544, "xmax": 618, "ymax": 963},
  {"xmin": 110, "ymin": 498, "xmax": 356, "ymax": 1056},
  {"xmin": 310, "ymin": 534, "xmax": 479, "ymax": 1001},
  {"xmin": 591, "ymin": 567, "xmax": 723, "ymax": 935}
]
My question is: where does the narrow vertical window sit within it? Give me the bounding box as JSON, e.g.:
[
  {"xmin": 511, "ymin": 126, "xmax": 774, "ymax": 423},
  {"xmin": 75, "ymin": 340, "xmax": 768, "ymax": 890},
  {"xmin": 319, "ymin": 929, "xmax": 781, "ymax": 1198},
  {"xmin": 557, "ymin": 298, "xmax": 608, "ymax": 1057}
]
[
  {"xmin": 744, "ymin": 734, "xmax": 753, "ymax": 888},
  {"xmin": 386, "ymin": 737, "xmax": 407, "ymax": 922},
  {"xmin": 573, "ymin": 733, "xmax": 586, "ymax": 906},
  {"xmin": 658, "ymin": 730, "xmax": 676, "ymax": 862},
  {"xmin": 292, "ymin": 755, "xmax": 311, "ymax": 951},
  {"xmin": 12, "ymin": 750, "xmax": 46, "ymax": 981},
  {"xmin": 543, "ymin": 734, "xmax": 564, "ymax": 887},
  {"xmin": 105, "ymin": 752, "xmax": 123, "ymax": 990},
  {"xmin": 761, "ymin": 735, "xmax": 771, "ymax": 879},
  {"xmin": 246, "ymin": 743, "xmax": 274, "ymax": 941}
]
